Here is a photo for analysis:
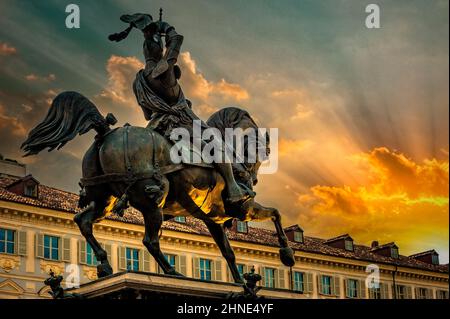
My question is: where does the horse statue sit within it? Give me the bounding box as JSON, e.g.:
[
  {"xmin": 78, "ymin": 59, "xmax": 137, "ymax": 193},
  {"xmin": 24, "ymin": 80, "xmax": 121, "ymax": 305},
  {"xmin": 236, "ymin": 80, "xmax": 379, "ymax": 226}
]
[
  {"xmin": 20, "ymin": 11, "xmax": 295, "ymax": 285},
  {"xmin": 21, "ymin": 91, "xmax": 294, "ymax": 283}
]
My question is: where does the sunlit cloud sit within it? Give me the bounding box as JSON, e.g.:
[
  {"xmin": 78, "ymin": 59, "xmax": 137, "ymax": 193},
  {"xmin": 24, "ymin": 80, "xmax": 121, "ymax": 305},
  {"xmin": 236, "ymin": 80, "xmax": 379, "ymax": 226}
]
[
  {"xmin": 0, "ymin": 41, "xmax": 16, "ymax": 56},
  {"xmin": 99, "ymin": 55, "xmax": 144, "ymax": 106},
  {"xmin": 0, "ymin": 102, "xmax": 26, "ymax": 137},
  {"xmin": 178, "ymin": 52, "xmax": 249, "ymax": 117},
  {"xmin": 296, "ymin": 147, "xmax": 449, "ymax": 257}
]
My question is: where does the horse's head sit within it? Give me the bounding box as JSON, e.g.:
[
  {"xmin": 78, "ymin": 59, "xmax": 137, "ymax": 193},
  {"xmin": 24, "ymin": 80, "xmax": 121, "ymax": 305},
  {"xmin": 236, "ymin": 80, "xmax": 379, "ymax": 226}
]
[{"xmin": 206, "ymin": 107, "xmax": 269, "ymax": 189}]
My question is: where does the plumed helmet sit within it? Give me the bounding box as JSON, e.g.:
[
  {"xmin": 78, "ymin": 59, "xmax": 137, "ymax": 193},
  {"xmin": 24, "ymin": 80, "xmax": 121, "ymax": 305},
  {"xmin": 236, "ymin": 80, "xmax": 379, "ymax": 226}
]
[
  {"xmin": 108, "ymin": 13, "xmax": 156, "ymax": 42},
  {"xmin": 120, "ymin": 13, "xmax": 154, "ymax": 30}
]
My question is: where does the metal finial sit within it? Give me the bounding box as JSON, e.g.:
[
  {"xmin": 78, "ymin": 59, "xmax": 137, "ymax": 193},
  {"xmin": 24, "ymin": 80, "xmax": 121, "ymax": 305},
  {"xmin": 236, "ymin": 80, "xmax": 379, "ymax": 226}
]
[{"xmin": 159, "ymin": 8, "xmax": 163, "ymax": 22}]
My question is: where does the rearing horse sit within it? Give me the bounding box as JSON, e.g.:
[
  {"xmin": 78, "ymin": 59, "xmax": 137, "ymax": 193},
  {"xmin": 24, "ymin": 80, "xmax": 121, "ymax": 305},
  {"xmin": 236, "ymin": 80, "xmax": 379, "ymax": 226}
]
[{"xmin": 21, "ymin": 91, "xmax": 295, "ymax": 284}]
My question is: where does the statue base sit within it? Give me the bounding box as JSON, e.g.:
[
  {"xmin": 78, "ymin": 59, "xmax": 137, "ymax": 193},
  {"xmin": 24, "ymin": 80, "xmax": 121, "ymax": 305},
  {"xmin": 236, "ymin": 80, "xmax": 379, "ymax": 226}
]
[{"xmin": 65, "ymin": 271, "xmax": 302, "ymax": 300}]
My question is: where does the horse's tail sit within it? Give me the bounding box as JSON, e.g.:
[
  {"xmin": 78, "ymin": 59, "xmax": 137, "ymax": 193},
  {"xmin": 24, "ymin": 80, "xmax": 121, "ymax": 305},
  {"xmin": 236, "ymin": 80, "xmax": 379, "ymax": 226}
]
[{"xmin": 21, "ymin": 91, "xmax": 116, "ymax": 156}]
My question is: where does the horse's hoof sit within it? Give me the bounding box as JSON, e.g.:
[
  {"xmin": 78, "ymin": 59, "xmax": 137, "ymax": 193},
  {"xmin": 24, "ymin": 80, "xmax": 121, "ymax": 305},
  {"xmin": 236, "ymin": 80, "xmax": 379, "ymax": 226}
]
[
  {"xmin": 97, "ymin": 262, "xmax": 113, "ymax": 278},
  {"xmin": 279, "ymin": 247, "xmax": 295, "ymax": 267}
]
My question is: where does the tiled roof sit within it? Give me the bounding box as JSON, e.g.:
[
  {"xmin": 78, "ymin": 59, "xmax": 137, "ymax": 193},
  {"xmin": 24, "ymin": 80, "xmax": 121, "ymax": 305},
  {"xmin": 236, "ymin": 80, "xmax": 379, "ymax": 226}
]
[
  {"xmin": 0, "ymin": 176, "xmax": 448, "ymax": 274},
  {"xmin": 283, "ymin": 224, "xmax": 303, "ymax": 232},
  {"xmin": 409, "ymin": 250, "xmax": 438, "ymax": 258},
  {"xmin": 371, "ymin": 242, "xmax": 398, "ymax": 251},
  {"xmin": 323, "ymin": 233, "xmax": 352, "ymax": 244}
]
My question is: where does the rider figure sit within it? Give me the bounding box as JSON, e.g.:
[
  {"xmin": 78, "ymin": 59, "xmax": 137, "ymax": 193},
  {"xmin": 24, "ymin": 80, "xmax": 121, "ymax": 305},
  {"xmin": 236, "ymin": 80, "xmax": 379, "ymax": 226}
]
[{"xmin": 109, "ymin": 13, "xmax": 250, "ymax": 208}]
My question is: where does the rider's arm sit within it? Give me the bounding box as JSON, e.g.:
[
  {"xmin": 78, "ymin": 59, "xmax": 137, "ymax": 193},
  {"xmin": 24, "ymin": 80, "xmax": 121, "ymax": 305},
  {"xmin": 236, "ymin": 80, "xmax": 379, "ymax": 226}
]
[{"xmin": 159, "ymin": 22, "xmax": 184, "ymax": 66}]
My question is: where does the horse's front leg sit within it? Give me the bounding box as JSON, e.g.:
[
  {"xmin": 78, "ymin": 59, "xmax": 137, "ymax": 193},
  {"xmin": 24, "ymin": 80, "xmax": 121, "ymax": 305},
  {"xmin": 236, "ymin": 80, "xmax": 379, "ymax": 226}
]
[
  {"xmin": 246, "ymin": 201, "xmax": 295, "ymax": 267},
  {"xmin": 203, "ymin": 219, "xmax": 244, "ymax": 284}
]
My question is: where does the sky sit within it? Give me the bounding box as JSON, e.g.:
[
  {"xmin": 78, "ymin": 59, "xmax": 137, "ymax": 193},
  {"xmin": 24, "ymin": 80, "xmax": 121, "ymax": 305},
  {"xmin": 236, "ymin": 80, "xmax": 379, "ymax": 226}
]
[{"xmin": 0, "ymin": 0, "xmax": 448, "ymax": 262}]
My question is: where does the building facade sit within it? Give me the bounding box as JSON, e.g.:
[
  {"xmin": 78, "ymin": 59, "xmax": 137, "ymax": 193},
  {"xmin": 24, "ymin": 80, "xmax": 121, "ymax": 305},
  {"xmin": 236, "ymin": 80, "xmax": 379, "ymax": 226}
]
[{"xmin": 0, "ymin": 161, "xmax": 448, "ymax": 299}]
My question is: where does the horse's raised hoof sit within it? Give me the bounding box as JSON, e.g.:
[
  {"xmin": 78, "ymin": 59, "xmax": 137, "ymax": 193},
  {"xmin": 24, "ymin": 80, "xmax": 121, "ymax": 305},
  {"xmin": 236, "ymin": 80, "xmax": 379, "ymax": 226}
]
[
  {"xmin": 97, "ymin": 262, "xmax": 113, "ymax": 278},
  {"xmin": 279, "ymin": 247, "xmax": 295, "ymax": 267}
]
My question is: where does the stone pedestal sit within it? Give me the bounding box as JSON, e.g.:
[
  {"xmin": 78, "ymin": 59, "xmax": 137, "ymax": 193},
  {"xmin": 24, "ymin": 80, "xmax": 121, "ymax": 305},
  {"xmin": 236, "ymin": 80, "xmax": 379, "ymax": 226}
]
[{"xmin": 66, "ymin": 271, "xmax": 303, "ymax": 299}]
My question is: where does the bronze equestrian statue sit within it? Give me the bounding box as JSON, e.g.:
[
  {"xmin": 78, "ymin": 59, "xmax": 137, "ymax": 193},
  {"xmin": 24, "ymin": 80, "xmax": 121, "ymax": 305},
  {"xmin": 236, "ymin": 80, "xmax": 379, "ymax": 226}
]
[{"xmin": 21, "ymin": 11, "xmax": 295, "ymax": 284}]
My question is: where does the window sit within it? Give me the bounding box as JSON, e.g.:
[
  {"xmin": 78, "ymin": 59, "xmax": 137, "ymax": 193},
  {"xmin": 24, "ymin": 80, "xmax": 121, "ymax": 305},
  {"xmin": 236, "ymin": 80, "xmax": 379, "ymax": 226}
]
[
  {"xmin": 347, "ymin": 279, "xmax": 358, "ymax": 298},
  {"xmin": 24, "ymin": 184, "xmax": 37, "ymax": 197},
  {"xmin": 293, "ymin": 271, "xmax": 304, "ymax": 292},
  {"xmin": 174, "ymin": 216, "xmax": 186, "ymax": 223},
  {"xmin": 293, "ymin": 231, "xmax": 303, "ymax": 243},
  {"xmin": 166, "ymin": 254, "xmax": 176, "ymax": 268},
  {"xmin": 199, "ymin": 258, "xmax": 212, "ymax": 281},
  {"xmin": 321, "ymin": 275, "xmax": 332, "ymax": 295},
  {"xmin": 236, "ymin": 221, "xmax": 248, "ymax": 233},
  {"xmin": 437, "ymin": 290, "xmax": 449, "ymax": 299},
  {"xmin": 369, "ymin": 287, "xmax": 381, "ymax": 299},
  {"xmin": 416, "ymin": 288, "xmax": 429, "ymax": 299},
  {"xmin": 391, "ymin": 247, "xmax": 399, "ymax": 259},
  {"xmin": 126, "ymin": 248, "xmax": 139, "ymax": 271},
  {"xmin": 43, "ymin": 235, "xmax": 59, "ymax": 260},
  {"xmin": 0, "ymin": 228, "xmax": 15, "ymax": 254},
  {"xmin": 236, "ymin": 264, "xmax": 245, "ymax": 279},
  {"xmin": 86, "ymin": 243, "xmax": 98, "ymax": 266},
  {"xmin": 396, "ymin": 285, "xmax": 409, "ymax": 299},
  {"xmin": 344, "ymin": 240, "xmax": 354, "ymax": 251},
  {"xmin": 264, "ymin": 268, "xmax": 276, "ymax": 288},
  {"xmin": 431, "ymin": 254, "xmax": 439, "ymax": 265}
]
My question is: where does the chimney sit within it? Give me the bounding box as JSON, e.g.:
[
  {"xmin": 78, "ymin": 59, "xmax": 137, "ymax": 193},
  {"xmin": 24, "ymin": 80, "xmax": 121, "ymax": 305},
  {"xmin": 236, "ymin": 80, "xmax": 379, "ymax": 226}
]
[{"xmin": 371, "ymin": 241, "xmax": 379, "ymax": 248}]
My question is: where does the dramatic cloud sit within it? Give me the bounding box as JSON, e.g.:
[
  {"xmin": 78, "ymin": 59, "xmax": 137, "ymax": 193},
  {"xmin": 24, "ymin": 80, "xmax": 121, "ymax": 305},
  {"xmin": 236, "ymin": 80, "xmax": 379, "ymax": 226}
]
[
  {"xmin": 178, "ymin": 52, "xmax": 250, "ymax": 118},
  {"xmin": 99, "ymin": 55, "xmax": 144, "ymax": 106},
  {"xmin": 98, "ymin": 52, "xmax": 250, "ymax": 121},
  {"xmin": 0, "ymin": 102, "xmax": 26, "ymax": 138},
  {"xmin": 0, "ymin": 42, "xmax": 16, "ymax": 56},
  {"xmin": 296, "ymin": 147, "xmax": 449, "ymax": 257}
]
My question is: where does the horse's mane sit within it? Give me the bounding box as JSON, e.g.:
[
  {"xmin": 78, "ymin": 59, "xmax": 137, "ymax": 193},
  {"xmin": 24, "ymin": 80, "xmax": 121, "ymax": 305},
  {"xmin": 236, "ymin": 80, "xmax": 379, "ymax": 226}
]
[
  {"xmin": 206, "ymin": 107, "xmax": 258, "ymax": 136},
  {"xmin": 206, "ymin": 107, "xmax": 269, "ymax": 164}
]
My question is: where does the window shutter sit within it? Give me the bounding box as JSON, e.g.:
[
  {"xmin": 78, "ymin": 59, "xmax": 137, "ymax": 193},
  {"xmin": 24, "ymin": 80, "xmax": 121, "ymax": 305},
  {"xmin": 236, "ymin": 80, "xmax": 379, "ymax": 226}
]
[
  {"xmin": 142, "ymin": 250, "xmax": 151, "ymax": 272},
  {"xmin": 17, "ymin": 231, "xmax": 27, "ymax": 256},
  {"xmin": 277, "ymin": 268, "xmax": 285, "ymax": 289},
  {"xmin": 345, "ymin": 279, "xmax": 350, "ymax": 298},
  {"xmin": 61, "ymin": 237, "xmax": 71, "ymax": 262},
  {"xmin": 305, "ymin": 273, "xmax": 313, "ymax": 293},
  {"xmin": 78, "ymin": 240, "xmax": 86, "ymax": 264},
  {"xmin": 213, "ymin": 260, "xmax": 222, "ymax": 281},
  {"xmin": 318, "ymin": 275, "xmax": 323, "ymax": 294},
  {"xmin": 193, "ymin": 257, "xmax": 200, "ymax": 279},
  {"xmin": 358, "ymin": 280, "xmax": 366, "ymax": 299},
  {"xmin": 333, "ymin": 276, "xmax": 340, "ymax": 296},
  {"xmin": 260, "ymin": 267, "xmax": 266, "ymax": 287},
  {"xmin": 104, "ymin": 243, "xmax": 112, "ymax": 264},
  {"xmin": 227, "ymin": 267, "xmax": 232, "ymax": 282},
  {"xmin": 368, "ymin": 287, "xmax": 374, "ymax": 299},
  {"xmin": 35, "ymin": 234, "xmax": 44, "ymax": 258},
  {"xmin": 118, "ymin": 246, "xmax": 126, "ymax": 270},
  {"xmin": 178, "ymin": 255, "xmax": 187, "ymax": 275},
  {"xmin": 406, "ymin": 286, "xmax": 412, "ymax": 299},
  {"xmin": 139, "ymin": 250, "xmax": 144, "ymax": 271},
  {"xmin": 381, "ymin": 283, "xmax": 389, "ymax": 299}
]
